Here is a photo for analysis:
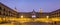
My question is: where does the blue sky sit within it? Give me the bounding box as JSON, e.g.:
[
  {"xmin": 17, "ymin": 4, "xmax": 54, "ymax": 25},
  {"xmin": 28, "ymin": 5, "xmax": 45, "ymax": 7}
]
[{"xmin": 0, "ymin": 0, "xmax": 60, "ymax": 12}]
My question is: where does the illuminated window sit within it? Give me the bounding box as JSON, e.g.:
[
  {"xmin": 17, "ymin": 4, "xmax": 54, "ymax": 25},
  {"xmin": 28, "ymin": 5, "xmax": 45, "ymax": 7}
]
[{"xmin": 32, "ymin": 15, "xmax": 36, "ymax": 18}]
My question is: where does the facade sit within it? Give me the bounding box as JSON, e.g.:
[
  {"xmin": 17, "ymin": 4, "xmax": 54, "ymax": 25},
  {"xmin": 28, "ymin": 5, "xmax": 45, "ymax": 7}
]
[
  {"xmin": 36, "ymin": 12, "xmax": 49, "ymax": 18},
  {"xmin": 19, "ymin": 9, "xmax": 60, "ymax": 18},
  {"xmin": 0, "ymin": 2, "xmax": 60, "ymax": 18},
  {"xmin": 49, "ymin": 9, "xmax": 60, "ymax": 18},
  {"xmin": 0, "ymin": 2, "xmax": 18, "ymax": 18},
  {"xmin": 19, "ymin": 10, "xmax": 49, "ymax": 18}
]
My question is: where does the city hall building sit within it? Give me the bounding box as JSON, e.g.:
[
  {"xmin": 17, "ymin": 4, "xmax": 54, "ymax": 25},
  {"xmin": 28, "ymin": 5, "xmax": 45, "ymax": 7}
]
[
  {"xmin": 0, "ymin": 2, "xmax": 60, "ymax": 18},
  {"xmin": 19, "ymin": 10, "xmax": 49, "ymax": 18}
]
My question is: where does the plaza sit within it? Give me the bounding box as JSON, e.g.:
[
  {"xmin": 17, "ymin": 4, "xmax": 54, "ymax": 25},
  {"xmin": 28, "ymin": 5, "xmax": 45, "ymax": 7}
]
[{"xmin": 0, "ymin": 2, "xmax": 60, "ymax": 25}]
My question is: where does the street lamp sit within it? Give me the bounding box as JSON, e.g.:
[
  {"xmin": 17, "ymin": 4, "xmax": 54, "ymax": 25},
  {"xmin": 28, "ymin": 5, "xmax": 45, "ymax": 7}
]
[
  {"xmin": 21, "ymin": 15, "xmax": 23, "ymax": 18},
  {"xmin": 46, "ymin": 16, "xmax": 49, "ymax": 19}
]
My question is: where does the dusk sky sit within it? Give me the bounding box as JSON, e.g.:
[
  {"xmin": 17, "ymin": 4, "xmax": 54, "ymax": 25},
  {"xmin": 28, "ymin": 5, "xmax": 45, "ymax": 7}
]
[{"xmin": 0, "ymin": 0, "xmax": 60, "ymax": 12}]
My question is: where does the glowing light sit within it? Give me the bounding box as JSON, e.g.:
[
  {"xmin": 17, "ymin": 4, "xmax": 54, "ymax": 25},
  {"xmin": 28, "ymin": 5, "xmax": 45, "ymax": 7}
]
[
  {"xmin": 32, "ymin": 15, "xmax": 36, "ymax": 18},
  {"xmin": 46, "ymin": 16, "xmax": 49, "ymax": 19},
  {"xmin": 21, "ymin": 15, "xmax": 23, "ymax": 18}
]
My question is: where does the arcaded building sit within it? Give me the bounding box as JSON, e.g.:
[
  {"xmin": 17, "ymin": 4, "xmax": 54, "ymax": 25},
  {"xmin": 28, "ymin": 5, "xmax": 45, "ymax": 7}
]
[
  {"xmin": 19, "ymin": 9, "xmax": 60, "ymax": 18},
  {"xmin": 49, "ymin": 9, "xmax": 60, "ymax": 18},
  {"xmin": 0, "ymin": 2, "xmax": 60, "ymax": 18},
  {"xmin": 19, "ymin": 10, "xmax": 49, "ymax": 18},
  {"xmin": 0, "ymin": 2, "xmax": 18, "ymax": 18}
]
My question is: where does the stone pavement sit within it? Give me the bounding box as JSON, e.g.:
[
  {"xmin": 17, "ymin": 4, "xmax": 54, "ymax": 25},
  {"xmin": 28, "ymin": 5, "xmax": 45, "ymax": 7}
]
[
  {"xmin": 0, "ymin": 22, "xmax": 60, "ymax": 25},
  {"xmin": 0, "ymin": 23, "xmax": 13, "ymax": 25}
]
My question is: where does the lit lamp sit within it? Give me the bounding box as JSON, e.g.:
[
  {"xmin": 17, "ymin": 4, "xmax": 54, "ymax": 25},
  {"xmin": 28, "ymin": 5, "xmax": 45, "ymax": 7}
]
[
  {"xmin": 46, "ymin": 16, "xmax": 49, "ymax": 23},
  {"xmin": 21, "ymin": 15, "xmax": 23, "ymax": 18},
  {"xmin": 46, "ymin": 16, "xmax": 49, "ymax": 19},
  {"xmin": 32, "ymin": 15, "xmax": 36, "ymax": 18}
]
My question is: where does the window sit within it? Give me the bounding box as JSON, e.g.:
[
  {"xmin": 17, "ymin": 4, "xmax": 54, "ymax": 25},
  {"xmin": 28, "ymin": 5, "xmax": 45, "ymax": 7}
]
[
  {"xmin": 3, "ymin": 9, "xmax": 5, "ymax": 11},
  {"xmin": 6, "ymin": 14, "xmax": 8, "ymax": 16},
  {"xmin": 0, "ymin": 7, "xmax": 2, "ymax": 10},
  {"xmin": 5, "ymin": 11, "xmax": 7, "ymax": 16},
  {"xmin": 3, "ymin": 13, "xmax": 5, "ymax": 15},
  {"xmin": 0, "ymin": 12, "xmax": 1, "ymax": 15}
]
